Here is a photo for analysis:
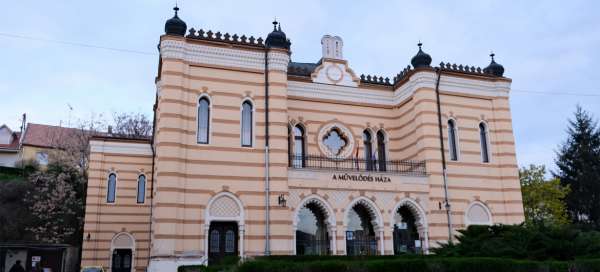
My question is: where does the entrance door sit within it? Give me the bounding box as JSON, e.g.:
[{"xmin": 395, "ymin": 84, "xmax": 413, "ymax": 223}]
[
  {"xmin": 208, "ymin": 222, "xmax": 238, "ymax": 265},
  {"xmin": 112, "ymin": 249, "xmax": 132, "ymax": 272}
]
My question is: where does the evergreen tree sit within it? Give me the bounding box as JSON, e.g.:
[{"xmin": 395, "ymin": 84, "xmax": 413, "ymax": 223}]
[{"xmin": 555, "ymin": 106, "xmax": 600, "ymax": 227}]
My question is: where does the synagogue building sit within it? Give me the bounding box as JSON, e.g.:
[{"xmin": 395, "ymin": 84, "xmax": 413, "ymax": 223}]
[{"xmin": 81, "ymin": 7, "xmax": 524, "ymax": 272}]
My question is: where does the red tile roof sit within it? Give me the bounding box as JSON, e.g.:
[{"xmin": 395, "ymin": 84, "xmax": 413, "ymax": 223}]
[{"xmin": 21, "ymin": 123, "xmax": 85, "ymax": 149}]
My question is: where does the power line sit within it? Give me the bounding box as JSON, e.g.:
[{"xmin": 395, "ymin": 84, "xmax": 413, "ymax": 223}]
[
  {"xmin": 0, "ymin": 32, "xmax": 599, "ymax": 98},
  {"xmin": 512, "ymin": 89, "xmax": 600, "ymax": 97},
  {"xmin": 0, "ymin": 32, "xmax": 156, "ymax": 56}
]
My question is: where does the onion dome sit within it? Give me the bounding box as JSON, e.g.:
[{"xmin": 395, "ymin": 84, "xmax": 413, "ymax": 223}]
[
  {"xmin": 483, "ymin": 53, "xmax": 505, "ymax": 77},
  {"xmin": 411, "ymin": 42, "xmax": 432, "ymax": 69},
  {"xmin": 164, "ymin": 6, "xmax": 187, "ymax": 36},
  {"xmin": 265, "ymin": 20, "xmax": 291, "ymax": 50}
]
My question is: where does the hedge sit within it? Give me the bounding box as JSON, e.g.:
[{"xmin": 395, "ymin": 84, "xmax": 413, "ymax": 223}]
[{"xmin": 179, "ymin": 256, "xmax": 600, "ymax": 272}]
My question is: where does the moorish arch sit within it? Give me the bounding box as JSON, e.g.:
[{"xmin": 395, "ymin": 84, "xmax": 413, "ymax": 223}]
[
  {"xmin": 392, "ymin": 198, "xmax": 429, "ymax": 254},
  {"xmin": 293, "ymin": 195, "xmax": 337, "ymax": 255},
  {"xmin": 343, "ymin": 196, "xmax": 384, "ymax": 255},
  {"xmin": 110, "ymin": 232, "xmax": 136, "ymax": 272},
  {"xmin": 464, "ymin": 201, "xmax": 493, "ymax": 226},
  {"xmin": 204, "ymin": 192, "xmax": 245, "ymax": 263}
]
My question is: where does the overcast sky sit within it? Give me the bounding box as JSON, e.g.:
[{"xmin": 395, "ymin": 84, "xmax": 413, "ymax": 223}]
[{"xmin": 1, "ymin": 1, "xmax": 599, "ymax": 172}]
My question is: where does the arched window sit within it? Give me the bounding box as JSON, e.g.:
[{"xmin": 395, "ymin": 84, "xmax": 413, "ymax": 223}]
[
  {"xmin": 197, "ymin": 97, "xmax": 210, "ymax": 144},
  {"xmin": 479, "ymin": 122, "xmax": 490, "ymax": 163},
  {"xmin": 107, "ymin": 173, "xmax": 116, "ymax": 203},
  {"xmin": 241, "ymin": 101, "xmax": 253, "ymax": 147},
  {"xmin": 363, "ymin": 130, "xmax": 374, "ymax": 171},
  {"xmin": 293, "ymin": 125, "xmax": 305, "ymax": 168},
  {"xmin": 448, "ymin": 119, "xmax": 458, "ymax": 161},
  {"xmin": 376, "ymin": 130, "xmax": 387, "ymax": 171},
  {"xmin": 137, "ymin": 174, "xmax": 146, "ymax": 204}
]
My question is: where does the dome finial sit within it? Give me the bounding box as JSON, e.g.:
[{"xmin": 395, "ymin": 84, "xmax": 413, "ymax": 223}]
[
  {"xmin": 272, "ymin": 18, "xmax": 278, "ymax": 31},
  {"xmin": 165, "ymin": 4, "xmax": 187, "ymax": 36},
  {"xmin": 411, "ymin": 41, "xmax": 432, "ymax": 68},
  {"xmin": 483, "ymin": 51, "xmax": 504, "ymax": 77}
]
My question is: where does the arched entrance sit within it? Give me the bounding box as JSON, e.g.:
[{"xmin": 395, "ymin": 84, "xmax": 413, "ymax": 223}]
[
  {"xmin": 110, "ymin": 232, "xmax": 135, "ymax": 272},
  {"xmin": 344, "ymin": 198, "xmax": 382, "ymax": 256},
  {"xmin": 205, "ymin": 192, "xmax": 245, "ymax": 265},
  {"xmin": 393, "ymin": 206, "xmax": 420, "ymax": 254},
  {"xmin": 392, "ymin": 199, "xmax": 428, "ymax": 254},
  {"xmin": 295, "ymin": 198, "xmax": 334, "ymax": 255}
]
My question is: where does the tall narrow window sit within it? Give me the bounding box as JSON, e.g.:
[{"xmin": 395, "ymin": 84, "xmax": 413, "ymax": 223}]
[
  {"xmin": 293, "ymin": 125, "xmax": 305, "ymax": 168},
  {"xmin": 107, "ymin": 173, "xmax": 116, "ymax": 203},
  {"xmin": 479, "ymin": 122, "xmax": 490, "ymax": 163},
  {"xmin": 448, "ymin": 119, "xmax": 458, "ymax": 161},
  {"xmin": 377, "ymin": 130, "xmax": 387, "ymax": 171},
  {"xmin": 241, "ymin": 101, "xmax": 253, "ymax": 147},
  {"xmin": 197, "ymin": 97, "xmax": 210, "ymax": 144},
  {"xmin": 363, "ymin": 130, "xmax": 374, "ymax": 171},
  {"xmin": 137, "ymin": 175, "xmax": 146, "ymax": 204}
]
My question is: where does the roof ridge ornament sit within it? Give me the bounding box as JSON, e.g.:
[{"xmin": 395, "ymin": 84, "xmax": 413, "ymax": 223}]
[
  {"xmin": 483, "ymin": 51, "xmax": 505, "ymax": 77},
  {"xmin": 164, "ymin": 5, "xmax": 187, "ymax": 36},
  {"xmin": 411, "ymin": 41, "xmax": 432, "ymax": 69}
]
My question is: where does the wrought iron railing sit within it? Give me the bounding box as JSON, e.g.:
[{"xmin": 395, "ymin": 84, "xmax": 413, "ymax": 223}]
[{"xmin": 288, "ymin": 154, "xmax": 426, "ymax": 176}]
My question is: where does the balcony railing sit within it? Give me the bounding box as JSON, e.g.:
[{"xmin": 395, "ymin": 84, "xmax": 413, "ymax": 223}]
[{"xmin": 288, "ymin": 154, "xmax": 427, "ymax": 176}]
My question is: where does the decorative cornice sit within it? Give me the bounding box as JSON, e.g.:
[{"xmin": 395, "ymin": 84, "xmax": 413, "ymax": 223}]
[
  {"xmin": 289, "ymin": 70, "xmax": 510, "ymax": 107},
  {"xmin": 186, "ymin": 28, "xmax": 265, "ymax": 48},
  {"xmin": 90, "ymin": 139, "xmax": 152, "ymax": 156},
  {"xmin": 160, "ymin": 39, "xmax": 289, "ymax": 72}
]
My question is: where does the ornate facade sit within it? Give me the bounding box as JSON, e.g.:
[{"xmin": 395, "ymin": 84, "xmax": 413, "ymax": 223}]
[{"xmin": 80, "ymin": 7, "xmax": 524, "ymax": 272}]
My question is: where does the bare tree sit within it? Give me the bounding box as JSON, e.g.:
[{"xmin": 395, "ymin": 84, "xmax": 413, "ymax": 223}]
[{"xmin": 111, "ymin": 112, "xmax": 153, "ymax": 138}]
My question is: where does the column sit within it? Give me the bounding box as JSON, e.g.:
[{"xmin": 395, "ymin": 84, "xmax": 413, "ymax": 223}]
[
  {"xmin": 330, "ymin": 227, "xmax": 337, "ymax": 255},
  {"xmin": 239, "ymin": 225, "xmax": 245, "ymax": 259},
  {"xmin": 379, "ymin": 229, "xmax": 385, "ymax": 255}
]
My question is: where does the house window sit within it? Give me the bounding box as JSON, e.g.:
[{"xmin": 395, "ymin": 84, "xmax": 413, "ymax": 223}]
[
  {"xmin": 377, "ymin": 130, "xmax": 387, "ymax": 171},
  {"xmin": 363, "ymin": 130, "xmax": 374, "ymax": 171},
  {"xmin": 197, "ymin": 97, "xmax": 210, "ymax": 144},
  {"xmin": 241, "ymin": 101, "xmax": 253, "ymax": 147},
  {"xmin": 479, "ymin": 122, "xmax": 490, "ymax": 163},
  {"xmin": 36, "ymin": 152, "xmax": 49, "ymax": 165},
  {"xmin": 107, "ymin": 173, "xmax": 116, "ymax": 203},
  {"xmin": 137, "ymin": 174, "xmax": 146, "ymax": 204},
  {"xmin": 448, "ymin": 119, "xmax": 458, "ymax": 161},
  {"xmin": 293, "ymin": 125, "xmax": 305, "ymax": 168}
]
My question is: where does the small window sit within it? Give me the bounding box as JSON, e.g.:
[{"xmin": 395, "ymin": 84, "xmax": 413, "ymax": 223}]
[
  {"xmin": 479, "ymin": 122, "xmax": 490, "ymax": 163},
  {"xmin": 241, "ymin": 101, "xmax": 253, "ymax": 147},
  {"xmin": 36, "ymin": 152, "xmax": 49, "ymax": 165},
  {"xmin": 225, "ymin": 230, "xmax": 235, "ymax": 253},
  {"xmin": 197, "ymin": 97, "xmax": 210, "ymax": 144},
  {"xmin": 210, "ymin": 230, "xmax": 220, "ymax": 253},
  {"xmin": 377, "ymin": 130, "xmax": 387, "ymax": 171},
  {"xmin": 137, "ymin": 175, "xmax": 146, "ymax": 204},
  {"xmin": 293, "ymin": 125, "xmax": 305, "ymax": 168},
  {"xmin": 107, "ymin": 173, "xmax": 116, "ymax": 203},
  {"xmin": 448, "ymin": 120, "xmax": 458, "ymax": 161},
  {"xmin": 363, "ymin": 130, "xmax": 374, "ymax": 171}
]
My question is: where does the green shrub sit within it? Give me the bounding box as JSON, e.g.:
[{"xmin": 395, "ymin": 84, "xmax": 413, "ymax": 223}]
[
  {"xmin": 235, "ymin": 256, "xmax": 578, "ymax": 272},
  {"xmin": 434, "ymin": 224, "xmax": 600, "ymax": 261}
]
